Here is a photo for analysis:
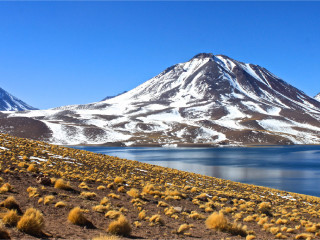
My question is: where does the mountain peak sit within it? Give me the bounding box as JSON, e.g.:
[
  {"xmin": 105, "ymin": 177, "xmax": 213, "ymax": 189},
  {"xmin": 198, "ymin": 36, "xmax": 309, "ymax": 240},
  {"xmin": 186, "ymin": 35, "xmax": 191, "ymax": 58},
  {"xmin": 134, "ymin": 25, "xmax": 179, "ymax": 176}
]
[
  {"xmin": 191, "ymin": 53, "xmax": 213, "ymax": 60},
  {"xmin": 0, "ymin": 87, "xmax": 37, "ymax": 111},
  {"xmin": 315, "ymin": 93, "xmax": 320, "ymax": 101}
]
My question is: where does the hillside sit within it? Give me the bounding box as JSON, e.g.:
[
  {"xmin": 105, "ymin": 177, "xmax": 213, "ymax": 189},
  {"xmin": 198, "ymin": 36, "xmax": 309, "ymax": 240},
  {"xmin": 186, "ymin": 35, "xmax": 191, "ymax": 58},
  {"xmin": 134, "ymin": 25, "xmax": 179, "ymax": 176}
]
[
  {"xmin": 2, "ymin": 53, "xmax": 320, "ymax": 146},
  {"xmin": 0, "ymin": 133, "xmax": 319, "ymax": 239}
]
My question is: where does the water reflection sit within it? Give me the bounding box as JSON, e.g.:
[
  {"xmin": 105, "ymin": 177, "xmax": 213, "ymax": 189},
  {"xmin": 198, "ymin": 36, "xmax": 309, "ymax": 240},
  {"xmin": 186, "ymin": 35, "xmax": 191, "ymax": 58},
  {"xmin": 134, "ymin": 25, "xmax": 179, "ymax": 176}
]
[{"xmin": 74, "ymin": 145, "xmax": 320, "ymax": 197}]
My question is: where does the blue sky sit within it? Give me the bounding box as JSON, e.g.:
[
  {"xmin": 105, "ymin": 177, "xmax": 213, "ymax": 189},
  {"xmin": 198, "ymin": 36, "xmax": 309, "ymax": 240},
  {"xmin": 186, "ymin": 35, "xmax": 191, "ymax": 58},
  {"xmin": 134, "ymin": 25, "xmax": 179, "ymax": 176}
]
[{"xmin": 0, "ymin": 1, "xmax": 319, "ymax": 109}]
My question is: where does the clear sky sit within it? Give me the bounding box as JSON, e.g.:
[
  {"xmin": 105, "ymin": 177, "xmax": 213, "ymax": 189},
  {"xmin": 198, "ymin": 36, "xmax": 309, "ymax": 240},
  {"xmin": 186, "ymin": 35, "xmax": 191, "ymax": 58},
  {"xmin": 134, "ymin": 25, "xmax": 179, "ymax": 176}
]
[{"xmin": 0, "ymin": 1, "xmax": 319, "ymax": 109}]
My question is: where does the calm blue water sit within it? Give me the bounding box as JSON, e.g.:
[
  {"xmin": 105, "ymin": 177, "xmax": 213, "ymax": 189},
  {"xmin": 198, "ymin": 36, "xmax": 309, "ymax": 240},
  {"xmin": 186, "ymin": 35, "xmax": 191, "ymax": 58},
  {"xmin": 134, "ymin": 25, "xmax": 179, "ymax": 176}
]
[{"xmin": 73, "ymin": 146, "xmax": 320, "ymax": 197}]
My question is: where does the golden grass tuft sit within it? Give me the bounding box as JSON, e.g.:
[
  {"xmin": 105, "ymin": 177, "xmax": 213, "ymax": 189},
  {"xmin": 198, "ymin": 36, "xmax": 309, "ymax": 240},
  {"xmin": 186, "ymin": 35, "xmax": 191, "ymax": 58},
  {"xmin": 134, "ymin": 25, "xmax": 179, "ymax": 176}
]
[
  {"xmin": 55, "ymin": 201, "xmax": 67, "ymax": 208},
  {"xmin": 105, "ymin": 210, "xmax": 121, "ymax": 219},
  {"xmin": 149, "ymin": 214, "xmax": 164, "ymax": 225},
  {"xmin": 100, "ymin": 197, "xmax": 109, "ymax": 205},
  {"xmin": 177, "ymin": 224, "xmax": 192, "ymax": 234},
  {"xmin": 0, "ymin": 196, "xmax": 21, "ymax": 213},
  {"xmin": 17, "ymin": 208, "xmax": 44, "ymax": 236},
  {"xmin": 0, "ymin": 183, "xmax": 13, "ymax": 193},
  {"xmin": 80, "ymin": 191, "xmax": 97, "ymax": 200},
  {"xmin": 205, "ymin": 212, "xmax": 228, "ymax": 230},
  {"xmin": 27, "ymin": 186, "xmax": 39, "ymax": 198},
  {"xmin": 258, "ymin": 202, "xmax": 272, "ymax": 215},
  {"xmin": 54, "ymin": 179, "xmax": 72, "ymax": 190},
  {"xmin": 246, "ymin": 235, "xmax": 256, "ymax": 240},
  {"xmin": 114, "ymin": 177, "xmax": 125, "ymax": 184},
  {"xmin": 2, "ymin": 209, "xmax": 20, "ymax": 227},
  {"xmin": 108, "ymin": 214, "xmax": 131, "ymax": 236},
  {"xmin": 68, "ymin": 207, "xmax": 91, "ymax": 227},
  {"xmin": 108, "ymin": 193, "xmax": 120, "ymax": 199},
  {"xmin": 27, "ymin": 164, "xmax": 37, "ymax": 173},
  {"xmin": 92, "ymin": 205, "xmax": 110, "ymax": 213},
  {"xmin": 138, "ymin": 210, "xmax": 146, "ymax": 220},
  {"xmin": 44, "ymin": 195, "xmax": 55, "ymax": 205},
  {"xmin": 127, "ymin": 188, "xmax": 140, "ymax": 198},
  {"xmin": 97, "ymin": 185, "xmax": 106, "ymax": 190}
]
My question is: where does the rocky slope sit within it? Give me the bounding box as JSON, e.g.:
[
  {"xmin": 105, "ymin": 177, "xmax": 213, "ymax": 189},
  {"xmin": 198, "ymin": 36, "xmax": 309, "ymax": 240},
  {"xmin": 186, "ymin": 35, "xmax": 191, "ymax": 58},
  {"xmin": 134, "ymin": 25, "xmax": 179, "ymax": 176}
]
[
  {"xmin": 0, "ymin": 87, "xmax": 36, "ymax": 111},
  {"xmin": 2, "ymin": 53, "xmax": 320, "ymax": 146}
]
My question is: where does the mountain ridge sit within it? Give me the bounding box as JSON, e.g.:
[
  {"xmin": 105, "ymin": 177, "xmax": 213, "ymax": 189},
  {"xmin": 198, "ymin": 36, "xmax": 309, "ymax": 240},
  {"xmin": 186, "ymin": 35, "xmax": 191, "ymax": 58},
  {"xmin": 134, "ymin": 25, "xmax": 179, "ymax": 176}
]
[{"xmin": 2, "ymin": 53, "xmax": 320, "ymax": 146}]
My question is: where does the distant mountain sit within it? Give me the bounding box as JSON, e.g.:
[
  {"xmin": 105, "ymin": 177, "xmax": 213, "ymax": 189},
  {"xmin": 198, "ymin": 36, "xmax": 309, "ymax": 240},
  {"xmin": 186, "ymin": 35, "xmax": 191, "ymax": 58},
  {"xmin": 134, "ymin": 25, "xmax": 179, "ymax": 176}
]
[
  {"xmin": 315, "ymin": 93, "xmax": 320, "ymax": 101},
  {"xmin": 101, "ymin": 91, "xmax": 127, "ymax": 101},
  {"xmin": 0, "ymin": 87, "xmax": 37, "ymax": 111},
  {"xmin": 3, "ymin": 53, "xmax": 320, "ymax": 146}
]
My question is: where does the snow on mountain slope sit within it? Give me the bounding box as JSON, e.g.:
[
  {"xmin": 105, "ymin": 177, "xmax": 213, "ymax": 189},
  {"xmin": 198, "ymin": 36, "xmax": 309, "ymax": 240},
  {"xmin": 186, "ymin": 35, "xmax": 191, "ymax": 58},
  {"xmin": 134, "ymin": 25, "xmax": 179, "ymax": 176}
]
[
  {"xmin": 4, "ymin": 53, "xmax": 320, "ymax": 146},
  {"xmin": 315, "ymin": 93, "xmax": 320, "ymax": 101},
  {"xmin": 0, "ymin": 87, "xmax": 37, "ymax": 111}
]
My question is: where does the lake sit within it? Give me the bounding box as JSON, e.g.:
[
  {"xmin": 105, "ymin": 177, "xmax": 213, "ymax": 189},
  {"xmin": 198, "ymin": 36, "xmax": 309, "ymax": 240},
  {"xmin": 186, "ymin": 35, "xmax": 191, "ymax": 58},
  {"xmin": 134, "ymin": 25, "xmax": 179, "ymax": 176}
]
[{"xmin": 73, "ymin": 145, "xmax": 320, "ymax": 197}]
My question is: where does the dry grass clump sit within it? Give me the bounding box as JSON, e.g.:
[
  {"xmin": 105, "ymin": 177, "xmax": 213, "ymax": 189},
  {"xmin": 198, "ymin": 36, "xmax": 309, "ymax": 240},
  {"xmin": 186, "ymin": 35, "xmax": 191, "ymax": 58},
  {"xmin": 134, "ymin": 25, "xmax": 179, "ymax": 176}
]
[
  {"xmin": 27, "ymin": 164, "xmax": 37, "ymax": 173},
  {"xmin": 80, "ymin": 191, "xmax": 97, "ymax": 200},
  {"xmin": 0, "ymin": 183, "xmax": 13, "ymax": 193},
  {"xmin": 205, "ymin": 212, "xmax": 228, "ymax": 230},
  {"xmin": 68, "ymin": 207, "xmax": 92, "ymax": 227},
  {"xmin": 55, "ymin": 201, "xmax": 67, "ymax": 208},
  {"xmin": 27, "ymin": 187, "xmax": 39, "ymax": 198},
  {"xmin": 177, "ymin": 224, "xmax": 193, "ymax": 234},
  {"xmin": 0, "ymin": 196, "xmax": 21, "ymax": 213},
  {"xmin": 258, "ymin": 202, "xmax": 272, "ymax": 216},
  {"xmin": 79, "ymin": 182, "xmax": 90, "ymax": 189},
  {"xmin": 100, "ymin": 197, "xmax": 109, "ymax": 205},
  {"xmin": 127, "ymin": 188, "xmax": 140, "ymax": 198},
  {"xmin": 149, "ymin": 214, "xmax": 164, "ymax": 225},
  {"xmin": 44, "ymin": 195, "xmax": 55, "ymax": 205},
  {"xmin": 97, "ymin": 185, "xmax": 106, "ymax": 190},
  {"xmin": 54, "ymin": 179, "xmax": 72, "ymax": 190},
  {"xmin": 92, "ymin": 205, "xmax": 110, "ymax": 213},
  {"xmin": 142, "ymin": 184, "xmax": 155, "ymax": 195},
  {"xmin": 108, "ymin": 214, "xmax": 131, "ymax": 236},
  {"xmin": 295, "ymin": 233, "xmax": 314, "ymax": 239},
  {"xmin": 105, "ymin": 210, "xmax": 121, "ymax": 219},
  {"xmin": 206, "ymin": 212, "xmax": 247, "ymax": 237},
  {"xmin": 246, "ymin": 235, "xmax": 256, "ymax": 240},
  {"xmin": 2, "ymin": 210, "xmax": 20, "ymax": 227},
  {"xmin": 138, "ymin": 210, "xmax": 146, "ymax": 220},
  {"xmin": 108, "ymin": 193, "xmax": 120, "ymax": 199},
  {"xmin": 189, "ymin": 211, "xmax": 205, "ymax": 220},
  {"xmin": 114, "ymin": 177, "xmax": 125, "ymax": 184},
  {"xmin": 17, "ymin": 208, "xmax": 44, "ymax": 236}
]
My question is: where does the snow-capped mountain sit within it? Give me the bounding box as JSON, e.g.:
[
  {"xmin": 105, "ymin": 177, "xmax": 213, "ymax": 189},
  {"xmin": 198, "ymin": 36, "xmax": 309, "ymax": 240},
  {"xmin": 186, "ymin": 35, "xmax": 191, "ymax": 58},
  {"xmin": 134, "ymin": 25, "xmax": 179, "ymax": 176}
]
[
  {"xmin": 315, "ymin": 93, "xmax": 320, "ymax": 101},
  {"xmin": 0, "ymin": 87, "xmax": 36, "ymax": 111},
  {"xmin": 3, "ymin": 53, "xmax": 320, "ymax": 146}
]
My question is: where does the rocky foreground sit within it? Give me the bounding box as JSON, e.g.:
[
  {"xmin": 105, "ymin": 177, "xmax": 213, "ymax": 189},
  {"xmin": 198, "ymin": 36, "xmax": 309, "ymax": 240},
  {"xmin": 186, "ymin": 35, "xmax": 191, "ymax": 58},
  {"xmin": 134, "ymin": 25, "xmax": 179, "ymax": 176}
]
[{"xmin": 0, "ymin": 133, "xmax": 319, "ymax": 239}]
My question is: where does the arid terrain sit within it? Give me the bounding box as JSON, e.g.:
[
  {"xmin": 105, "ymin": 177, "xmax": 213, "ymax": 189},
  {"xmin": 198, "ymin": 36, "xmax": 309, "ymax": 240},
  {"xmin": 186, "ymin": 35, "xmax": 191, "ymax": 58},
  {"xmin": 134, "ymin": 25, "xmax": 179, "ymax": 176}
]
[{"xmin": 0, "ymin": 133, "xmax": 319, "ymax": 239}]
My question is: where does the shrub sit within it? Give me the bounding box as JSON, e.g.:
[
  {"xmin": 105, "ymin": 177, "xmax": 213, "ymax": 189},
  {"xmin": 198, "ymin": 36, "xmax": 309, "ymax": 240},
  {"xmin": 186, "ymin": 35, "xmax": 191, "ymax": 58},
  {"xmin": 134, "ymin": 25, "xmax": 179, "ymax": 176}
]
[
  {"xmin": 68, "ymin": 207, "xmax": 92, "ymax": 227},
  {"xmin": 114, "ymin": 177, "xmax": 124, "ymax": 184},
  {"xmin": 108, "ymin": 214, "xmax": 131, "ymax": 236},
  {"xmin": 17, "ymin": 208, "xmax": 44, "ymax": 236},
  {"xmin": 54, "ymin": 179, "xmax": 72, "ymax": 190},
  {"xmin": 127, "ymin": 188, "xmax": 140, "ymax": 198},
  {"xmin": 0, "ymin": 183, "xmax": 13, "ymax": 193},
  {"xmin": 177, "ymin": 224, "xmax": 192, "ymax": 234},
  {"xmin": 27, "ymin": 164, "xmax": 37, "ymax": 173},
  {"xmin": 2, "ymin": 210, "xmax": 20, "ymax": 227},
  {"xmin": 205, "ymin": 212, "xmax": 228, "ymax": 231},
  {"xmin": 105, "ymin": 210, "xmax": 121, "ymax": 219},
  {"xmin": 92, "ymin": 205, "xmax": 110, "ymax": 213},
  {"xmin": 97, "ymin": 185, "xmax": 106, "ymax": 190},
  {"xmin": 149, "ymin": 214, "xmax": 164, "ymax": 225},
  {"xmin": 80, "ymin": 191, "xmax": 96, "ymax": 200},
  {"xmin": 44, "ymin": 195, "xmax": 55, "ymax": 205},
  {"xmin": 258, "ymin": 202, "xmax": 272, "ymax": 216},
  {"xmin": 0, "ymin": 196, "xmax": 21, "ymax": 213},
  {"xmin": 138, "ymin": 210, "xmax": 146, "ymax": 220},
  {"xmin": 55, "ymin": 201, "xmax": 67, "ymax": 208},
  {"xmin": 27, "ymin": 187, "xmax": 39, "ymax": 198},
  {"xmin": 100, "ymin": 197, "xmax": 109, "ymax": 205}
]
